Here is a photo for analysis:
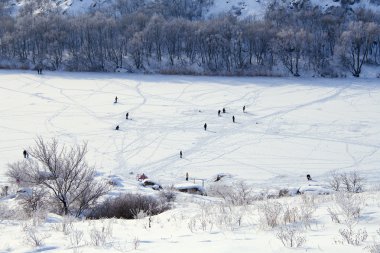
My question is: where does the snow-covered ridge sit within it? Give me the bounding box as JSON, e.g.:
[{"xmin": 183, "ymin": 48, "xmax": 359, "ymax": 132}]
[
  {"xmin": 6, "ymin": 0, "xmax": 380, "ymax": 17},
  {"xmin": 9, "ymin": 0, "xmax": 112, "ymax": 15}
]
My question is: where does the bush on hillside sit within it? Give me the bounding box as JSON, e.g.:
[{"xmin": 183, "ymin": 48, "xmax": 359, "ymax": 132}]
[{"xmin": 88, "ymin": 193, "xmax": 170, "ymax": 219}]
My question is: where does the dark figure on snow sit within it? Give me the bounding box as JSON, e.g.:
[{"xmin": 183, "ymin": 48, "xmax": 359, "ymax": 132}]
[
  {"xmin": 306, "ymin": 174, "xmax": 312, "ymax": 181},
  {"xmin": 23, "ymin": 150, "xmax": 28, "ymax": 159},
  {"xmin": 232, "ymin": 115, "xmax": 235, "ymax": 123},
  {"xmin": 114, "ymin": 96, "xmax": 118, "ymax": 103},
  {"xmin": 186, "ymin": 172, "xmax": 189, "ymax": 181},
  {"xmin": 204, "ymin": 123, "xmax": 207, "ymax": 131},
  {"xmin": 115, "ymin": 125, "xmax": 119, "ymax": 130},
  {"xmin": 180, "ymin": 150, "xmax": 183, "ymax": 158},
  {"xmin": 138, "ymin": 173, "xmax": 148, "ymax": 181},
  {"xmin": 243, "ymin": 106, "xmax": 246, "ymax": 113},
  {"xmin": 222, "ymin": 108, "xmax": 226, "ymax": 113},
  {"xmin": 126, "ymin": 112, "xmax": 129, "ymax": 120},
  {"xmin": 218, "ymin": 110, "xmax": 221, "ymax": 117}
]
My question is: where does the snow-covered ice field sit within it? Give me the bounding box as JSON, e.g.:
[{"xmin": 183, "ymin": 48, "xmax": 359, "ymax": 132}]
[
  {"xmin": 0, "ymin": 70, "xmax": 380, "ymax": 253},
  {"xmin": 1, "ymin": 70, "xmax": 379, "ymax": 187}
]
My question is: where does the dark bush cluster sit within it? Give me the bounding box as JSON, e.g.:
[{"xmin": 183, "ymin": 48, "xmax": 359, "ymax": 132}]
[{"xmin": 88, "ymin": 193, "xmax": 170, "ymax": 219}]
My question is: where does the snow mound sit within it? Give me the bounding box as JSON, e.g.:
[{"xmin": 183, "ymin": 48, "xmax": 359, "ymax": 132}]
[
  {"xmin": 298, "ymin": 180, "xmax": 333, "ymax": 195},
  {"xmin": 174, "ymin": 182, "xmax": 206, "ymax": 195}
]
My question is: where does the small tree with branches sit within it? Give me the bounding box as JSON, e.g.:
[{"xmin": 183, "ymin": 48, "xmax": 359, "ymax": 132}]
[{"xmin": 7, "ymin": 137, "xmax": 109, "ymax": 216}]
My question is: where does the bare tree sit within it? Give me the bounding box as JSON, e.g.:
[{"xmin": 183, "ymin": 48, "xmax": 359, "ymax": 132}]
[
  {"xmin": 337, "ymin": 21, "xmax": 379, "ymax": 77},
  {"xmin": 7, "ymin": 137, "xmax": 109, "ymax": 216}
]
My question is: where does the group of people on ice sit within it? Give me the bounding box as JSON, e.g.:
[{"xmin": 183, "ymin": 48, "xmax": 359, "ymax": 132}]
[
  {"xmin": 114, "ymin": 96, "xmax": 130, "ymax": 131},
  {"xmin": 204, "ymin": 105, "xmax": 246, "ymax": 131}
]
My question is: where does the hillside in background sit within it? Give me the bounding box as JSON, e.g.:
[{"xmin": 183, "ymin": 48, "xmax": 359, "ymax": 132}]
[
  {"xmin": 0, "ymin": 0, "xmax": 379, "ymax": 76},
  {"xmin": 5, "ymin": 0, "xmax": 380, "ymax": 17}
]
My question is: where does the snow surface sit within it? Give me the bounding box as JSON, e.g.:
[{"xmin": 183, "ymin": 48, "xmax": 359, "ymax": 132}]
[
  {"xmin": 0, "ymin": 70, "xmax": 380, "ymax": 252},
  {"xmin": 1, "ymin": 70, "xmax": 379, "ymax": 189}
]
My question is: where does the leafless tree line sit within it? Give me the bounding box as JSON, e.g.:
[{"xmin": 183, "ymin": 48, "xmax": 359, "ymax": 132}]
[{"xmin": 0, "ymin": 1, "xmax": 379, "ymax": 76}]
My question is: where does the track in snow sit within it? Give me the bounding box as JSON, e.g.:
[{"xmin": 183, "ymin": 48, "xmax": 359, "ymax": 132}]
[{"xmin": 0, "ymin": 70, "xmax": 379, "ymax": 189}]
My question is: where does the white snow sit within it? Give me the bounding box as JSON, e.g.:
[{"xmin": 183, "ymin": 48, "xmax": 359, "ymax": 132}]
[
  {"xmin": 0, "ymin": 70, "xmax": 380, "ymax": 252},
  {"xmin": 207, "ymin": 0, "xmax": 269, "ymax": 19}
]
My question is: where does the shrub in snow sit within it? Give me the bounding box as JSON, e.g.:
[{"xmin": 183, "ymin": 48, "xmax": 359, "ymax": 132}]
[
  {"xmin": 367, "ymin": 244, "xmax": 380, "ymax": 253},
  {"xmin": 188, "ymin": 203, "xmax": 215, "ymax": 233},
  {"xmin": 276, "ymin": 225, "xmax": 306, "ymax": 248},
  {"xmin": 7, "ymin": 137, "xmax": 110, "ymax": 217},
  {"xmin": 0, "ymin": 185, "xmax": 9, "ymax": 197},
  {"xmin": 159, "ymin": 186, "xmax": 177, "ymax": 202},
  {"xmin": 366, "ymin": 228, "xmax": 380, "ymax": 253},
  {"xmin": 88, "ymin": 193, "xmax": 170, "ymax": 219},
  {"xmin": 24, "ymin": 227, "xmax": 50, "ymax": 247},
  {"xmin": 207, "ymin": 181, "xmax": 253, "ymax": 205},
  {"xmin": 51, "ymin": 215, "xmax": 76, "ymax": 235},
  {"xmin": 19, "ymin": 187, "xmax": 48, "ymax": 217},
  {"xmin": 258, "ymin": 200, "xmax": 283, "ymax": 228},
  {"xmin": 188, "ymin": 201, "xmax": 251, "ymax": 233},
  {"xmin": 329, "ymin": 171, "xmax": 365, "ymax": 193},
  {"xmin": 0, "ymin": 203, "xmax": 12, "ymax": 222},
  {"xmin": 69, "ymin": 229, "xmax": 84, "ymax": 248},
  {"xmin": 258, "ymin": 197, "xmax": 316, "ymax": 229},
  {"xmin": 283, "ymin": 204, "xmax": 315, "ymax": 228},
  {"xmin": 338, "ymin": 222, "xmax": 368, "ymax": 246},
  {"xmin": 89, "ymin": 222, "xmax": 113, "ymax": 247},
  {"xmin": 133, "ymin": 237, "xmax": 141, "ymax": 250},
  {"xmin": 327, "ymin": 192, "xmax": 364, "ymax": 224}
]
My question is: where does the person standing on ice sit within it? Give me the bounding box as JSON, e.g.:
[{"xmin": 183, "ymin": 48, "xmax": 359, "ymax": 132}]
[
  {"xmin": 243, "ymin": 105, "xmax": 246, "ymax": 113},
  {"xmin": 36, "ymin": 64, "xmax": 42, "ymax": 75},
  {"xmin": 232, "ymin": 115, "xmax": 235, "ymax": 123},
  {"xmin": 180, "ymin": 150, "xmax": 183, "ymax": 158},
  {"xmin": 204, "ymin": 123, "xmax": 207, "ymax": 131},
  {"xmin": 115, "ymin": 125, "xmax": 120, "ymax": 130},
  {"xmin": 23, "ymin": 150, "xmax": 29, "ymax": 158},
  {"xmin": 126, "ymin": 112, "xmax": 129, "ymax": 120},
  {"xmin": 222, "ymin": 108, "xmax": 226, "ymax": 113},
  {"xmin": 114, "ymin": 96, "xmax": 118, "ymax": 104},
  {"xmin": 218, "ymin": 110, "xmax": 221, "ymax": 117},
  {"xmin": 186, "ymin": 172, "xmax": 189, "ymax": 181}
]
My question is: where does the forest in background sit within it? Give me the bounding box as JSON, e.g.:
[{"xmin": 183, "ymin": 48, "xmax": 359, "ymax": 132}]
[{"xmin": 0, "ymin": 0, "xmax": 379, "ymax": 77}]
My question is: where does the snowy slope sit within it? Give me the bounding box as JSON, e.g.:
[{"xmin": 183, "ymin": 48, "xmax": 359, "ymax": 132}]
[
  {"xmin": 7, "ymin": 0, "xmax": 380, "ymax": 16},
  {"xmin": 9, "ymin": 0, "xmax": 112, "ymax": 15}
]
